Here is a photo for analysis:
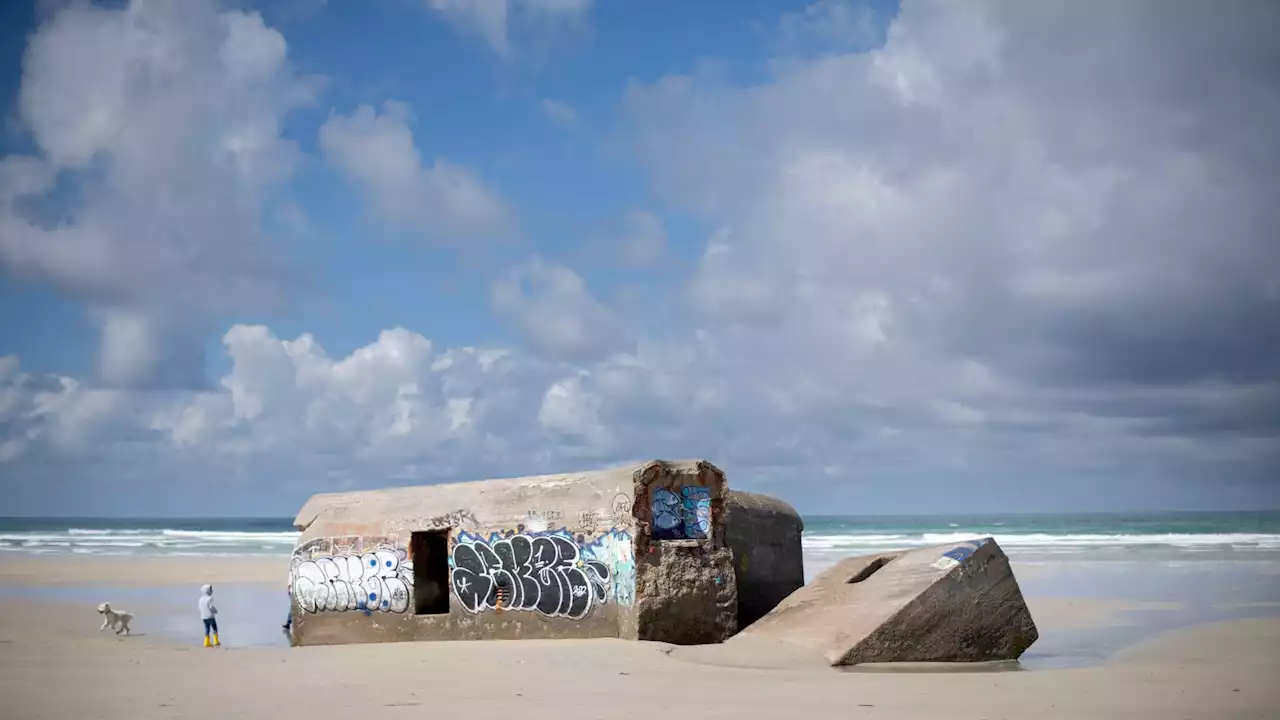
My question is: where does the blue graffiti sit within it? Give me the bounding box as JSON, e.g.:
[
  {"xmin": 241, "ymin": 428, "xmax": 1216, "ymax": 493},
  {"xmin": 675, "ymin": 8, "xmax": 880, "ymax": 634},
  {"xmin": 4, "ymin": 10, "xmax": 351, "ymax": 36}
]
[
  {"xmin": 940, "ymin": 538, "xmax": 991, "ymax": 567},
  {"xmin": 652, "ymin": 486, "xmax": 711, "ymax": 540},
  {"xmin": 581, "ymin": 529, "xmax": 636, "ymax": 607}
]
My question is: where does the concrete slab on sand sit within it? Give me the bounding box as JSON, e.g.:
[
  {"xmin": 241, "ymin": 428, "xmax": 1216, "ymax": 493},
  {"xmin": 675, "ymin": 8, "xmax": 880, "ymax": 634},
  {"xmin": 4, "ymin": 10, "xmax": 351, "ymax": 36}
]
[{"xmin": 733, "ymin": 537, "xmax": 1038, "ymax": 666}]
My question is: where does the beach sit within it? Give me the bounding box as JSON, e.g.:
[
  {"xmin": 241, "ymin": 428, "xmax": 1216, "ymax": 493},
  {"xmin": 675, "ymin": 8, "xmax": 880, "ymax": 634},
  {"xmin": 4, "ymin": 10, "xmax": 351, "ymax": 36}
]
[{"xmin": 2, "ymin": 552, "xmax": 1278, "ymax": 719}]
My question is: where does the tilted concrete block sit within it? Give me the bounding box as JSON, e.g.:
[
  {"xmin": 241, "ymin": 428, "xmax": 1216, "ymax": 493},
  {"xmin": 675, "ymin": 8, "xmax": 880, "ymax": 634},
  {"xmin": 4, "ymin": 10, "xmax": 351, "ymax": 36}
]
[{"xmin": 734, "ymin": 537, "xmax": 1038, "ymax": 665}]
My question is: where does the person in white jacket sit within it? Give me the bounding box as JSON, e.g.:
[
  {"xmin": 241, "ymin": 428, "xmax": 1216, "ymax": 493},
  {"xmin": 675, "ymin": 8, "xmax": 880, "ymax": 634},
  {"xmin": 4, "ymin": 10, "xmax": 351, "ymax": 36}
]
[{"xmin": 199, "ymin": 584, "xmax": 220, "ymax": 647}]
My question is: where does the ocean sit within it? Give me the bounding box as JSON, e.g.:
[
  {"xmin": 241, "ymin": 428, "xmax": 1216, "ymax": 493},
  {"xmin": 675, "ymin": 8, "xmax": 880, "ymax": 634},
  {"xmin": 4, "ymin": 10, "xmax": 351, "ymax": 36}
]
[
  {"xmin": 3, "ymin": 511, "xmax": 1279, "ymax": 567},
  {"xmin": 3, "ymin": 511, "xmax": 1279, "ymax": 662}
]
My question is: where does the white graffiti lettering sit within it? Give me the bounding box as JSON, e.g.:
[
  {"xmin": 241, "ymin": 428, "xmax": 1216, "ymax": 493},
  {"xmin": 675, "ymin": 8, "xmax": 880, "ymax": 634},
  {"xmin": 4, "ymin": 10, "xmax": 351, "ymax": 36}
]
[{"xmin": 291, "ymin": 546, "xmax": 415, "ymax": 614}]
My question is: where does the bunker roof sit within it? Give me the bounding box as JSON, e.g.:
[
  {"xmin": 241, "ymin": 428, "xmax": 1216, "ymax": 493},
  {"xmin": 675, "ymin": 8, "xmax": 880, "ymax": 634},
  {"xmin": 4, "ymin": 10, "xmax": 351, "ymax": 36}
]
[{"xmin": 292, "ymin": 458, "xmax": 720, "ymax": 531}]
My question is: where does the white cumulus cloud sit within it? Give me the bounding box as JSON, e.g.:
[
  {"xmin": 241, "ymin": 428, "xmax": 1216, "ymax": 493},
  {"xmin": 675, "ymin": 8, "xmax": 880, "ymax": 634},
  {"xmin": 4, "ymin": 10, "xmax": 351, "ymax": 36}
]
[
  {"xmin": 320, "ymin": 101, "xmax": 513, "ymax": 243},
  {"xmin": 2, "ymin": 0, "xmax": 1278, "ymax": 515},
  {"xmin": 0, "ymin": 0, "xmax": 319, "ymax": 389}
]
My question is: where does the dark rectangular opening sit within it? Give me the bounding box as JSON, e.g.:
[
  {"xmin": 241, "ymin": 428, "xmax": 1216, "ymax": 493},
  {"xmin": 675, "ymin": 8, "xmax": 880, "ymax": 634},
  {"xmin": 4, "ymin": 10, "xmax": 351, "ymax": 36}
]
[
  {"xmin": 848, "ymin": 556, "xmax": 892, "ymax": 584},
  {"xmin": 410, "ymin": 530, "xmax": 450, "ymax": 615}
]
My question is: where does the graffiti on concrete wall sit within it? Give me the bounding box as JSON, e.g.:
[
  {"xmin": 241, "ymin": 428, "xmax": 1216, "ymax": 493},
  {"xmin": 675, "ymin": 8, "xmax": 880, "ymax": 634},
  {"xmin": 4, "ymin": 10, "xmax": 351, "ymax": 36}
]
[
  {"xmin": 291, "ymin": 537, "xmax": 415, "ymax": 614},
  {"xmin": 651, "ymin": 486, "xmax": 711, "ymax": 540},
  {"xmin": 451, "ymin": 528, "xmax": 625, "ymax": 618},
  {"xmin": 932, "ymin": 537, "xmax": 991, "ymax": 571},
  {"xmin": 581, "ymin": 529, "xmax": 635, "ymax": 607},
  {"xmin": 384, "ymin": 510, "xmax": 478, "ymax": 536}
]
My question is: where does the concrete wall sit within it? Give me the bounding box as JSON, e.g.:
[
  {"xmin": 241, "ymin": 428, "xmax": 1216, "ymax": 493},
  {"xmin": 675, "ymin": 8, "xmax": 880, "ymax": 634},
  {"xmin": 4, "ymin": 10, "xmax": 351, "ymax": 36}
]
[
  {"xmin": 288, "ymin": 459, "xmax": 736, "ymax": 647},
  {"xmin": 630, "ymin": 460, "xmax": 737, "ymax": 644},
  {"xmin": 734, "ymin": 538, "xmax": 1038, "ymax": 665},
  {"xmin": 724, "ymin": 490, "xmax": 805, "ymax": 630}
]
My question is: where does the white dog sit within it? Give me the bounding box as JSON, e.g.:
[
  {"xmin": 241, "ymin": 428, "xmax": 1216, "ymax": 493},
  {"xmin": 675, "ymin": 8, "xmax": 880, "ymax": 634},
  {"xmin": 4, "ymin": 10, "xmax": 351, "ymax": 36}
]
[{"xmin": 97, "ymin": 602, "xmax": 133, "ymax": 635}]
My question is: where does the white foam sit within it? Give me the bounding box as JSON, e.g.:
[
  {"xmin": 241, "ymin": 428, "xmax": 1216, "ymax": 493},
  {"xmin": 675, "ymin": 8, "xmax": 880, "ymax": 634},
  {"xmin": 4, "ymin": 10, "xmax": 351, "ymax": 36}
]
[
  {"xmin": 0, "ymin": 527, "xmax": 301, "ymax": 557},
  {"xmin": 801, "ymin": 534, "xmax": 908, "ymax": 549},
  {"xmin": 802, "ymin": 531, "xmax": 1280, "ymax": 551},
  {"xmin": 160, "ymin": 529, "xmax": 299, "ymax": 543}
]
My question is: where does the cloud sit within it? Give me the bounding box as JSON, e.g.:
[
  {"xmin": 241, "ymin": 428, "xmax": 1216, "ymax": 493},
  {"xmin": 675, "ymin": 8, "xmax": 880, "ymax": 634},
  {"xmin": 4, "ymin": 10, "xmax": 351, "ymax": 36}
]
[
  {"xmin": 777, "ymin": 0, "xmax": 881, "ymax": 53},
  {"xmin": 3, "ymin": 0, "xmax": 1278, "ymax": 515},
  {"xmin": 320, "ymin": 101, "xmax": 513, "ymax": 243},
  {"xmin": 614, "ymin": 210, "xmax": 666, "ymax": 267},
  {"xmin": 490, "ymin": 259, "xmax": 628, "ymax": 360},
  {"xmin": 540, "ymin": 98, "xmax": 580, "ymax": 128},
  {"xmin": 424, "ymin": 0, "xmax": 592, "ymax": 57},
  {"xmin": 617, "ymin": 0, "xmax": 1279, "ymax": 501},
  {"xmin": 0, "ymin": 0, "xmax": 319, "ymax": 388}
]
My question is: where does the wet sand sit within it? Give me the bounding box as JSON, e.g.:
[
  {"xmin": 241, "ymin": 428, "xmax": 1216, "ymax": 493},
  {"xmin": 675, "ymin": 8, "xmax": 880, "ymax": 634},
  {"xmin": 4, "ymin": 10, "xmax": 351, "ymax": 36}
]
[{"xmin": 1, "ymin": 555, "xmax": 1278, "ymax": 719}]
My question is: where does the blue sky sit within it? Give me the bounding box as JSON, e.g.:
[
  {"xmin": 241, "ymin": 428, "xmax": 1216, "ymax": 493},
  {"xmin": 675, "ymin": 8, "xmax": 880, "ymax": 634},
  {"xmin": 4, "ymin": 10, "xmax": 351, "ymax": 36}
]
[
  {"xmin": 0, "ymin": 0, "xmax": 1277, "ymax": 516},
  {"xmin": 2, "ymin": 0, "xmax": 898, "ymax": 378}
]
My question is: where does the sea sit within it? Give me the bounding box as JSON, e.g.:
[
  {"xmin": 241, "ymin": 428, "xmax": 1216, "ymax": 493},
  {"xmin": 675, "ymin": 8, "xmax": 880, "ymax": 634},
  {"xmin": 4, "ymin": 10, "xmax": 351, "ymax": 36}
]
[
  {"xmin": 2, "ymin": 511, "xmax": 1278, "ymax": 566},
  {"xmin": 3, "ymin": 511, "xmax": 1278, "ymax": 663}
]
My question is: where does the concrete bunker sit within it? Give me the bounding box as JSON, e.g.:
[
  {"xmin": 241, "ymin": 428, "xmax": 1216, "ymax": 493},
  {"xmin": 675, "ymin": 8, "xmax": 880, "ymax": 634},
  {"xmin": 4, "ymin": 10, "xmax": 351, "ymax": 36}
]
[
  {"xmin": 288, "ymin": 459, "xmax": 803, "ymax": 647},
  {"xmin": 723, "ymin": 490, "xmax": 806, "ymax": 630},
  {"xmin": 732, "ymin": 537, "xmax": 1038, "ymax": 666}
]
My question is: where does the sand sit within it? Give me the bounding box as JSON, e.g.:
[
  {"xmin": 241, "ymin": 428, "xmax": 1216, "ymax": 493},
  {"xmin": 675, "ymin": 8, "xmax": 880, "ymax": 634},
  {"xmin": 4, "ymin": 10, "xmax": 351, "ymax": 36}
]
[{"xmin": 2, "ymin": 556, "xmax": 1278, "ymax": 719}]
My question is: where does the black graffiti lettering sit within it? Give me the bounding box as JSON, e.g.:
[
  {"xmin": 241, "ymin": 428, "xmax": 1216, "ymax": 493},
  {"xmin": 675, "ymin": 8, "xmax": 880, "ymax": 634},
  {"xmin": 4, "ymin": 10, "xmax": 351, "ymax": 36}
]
[
  {"xmin": 584, "ymin": 560, "xmax": 610, "ymax": 602},
  {"xmin": 452, "ymin": 531, "xmax": 613, "ymax": 619},
  {"xmin": 451, "ymin": 543, "xmax": 493, "ymax": 613},
  {"xmin": 507, "ymin": 535, "xmax": 534, "ymax": 610},
  {"xmin": 492, "ymin": 540, "xmax": 522, "ymax": 609}
]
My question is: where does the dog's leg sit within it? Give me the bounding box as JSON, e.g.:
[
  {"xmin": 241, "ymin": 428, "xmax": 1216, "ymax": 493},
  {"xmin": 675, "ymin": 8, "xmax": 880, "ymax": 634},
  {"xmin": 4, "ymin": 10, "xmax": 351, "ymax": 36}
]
[
  {"xmin": 119, "ymin": 617, "xmax": 130, "ymax": 635},
  {"xmin": 100, "ymin": 617, "xmax": 108, "ymax": 631}
]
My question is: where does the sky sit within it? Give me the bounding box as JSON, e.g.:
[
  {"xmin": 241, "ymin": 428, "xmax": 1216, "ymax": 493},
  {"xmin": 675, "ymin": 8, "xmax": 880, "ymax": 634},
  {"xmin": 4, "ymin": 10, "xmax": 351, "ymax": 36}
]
[{"xmin": 0, "ymin": 0, "xmax": 1277, "ymax": 517}]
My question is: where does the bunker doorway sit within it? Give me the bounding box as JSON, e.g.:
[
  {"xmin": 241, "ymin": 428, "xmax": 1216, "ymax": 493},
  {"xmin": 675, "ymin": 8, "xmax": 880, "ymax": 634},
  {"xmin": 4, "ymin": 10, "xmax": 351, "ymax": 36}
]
[{"xmin": 410, "ymin": 530, "xmax": 450, "ymax": 615}]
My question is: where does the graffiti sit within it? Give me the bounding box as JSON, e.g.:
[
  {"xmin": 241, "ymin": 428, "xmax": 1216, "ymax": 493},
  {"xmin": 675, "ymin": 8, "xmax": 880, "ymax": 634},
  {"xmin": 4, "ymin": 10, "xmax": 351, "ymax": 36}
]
[
  {"xmin": 331, "ymin": 536, "xmax": 360, "ymax": 556},
  {"xmin": 611, "ymin": 493, "xmax": 633, "ymax": 516},
  {"xmin": 582, "ymin": 529, "xmax": 635, "ymax": 607},
  {"xmin": 579, "ymin": 510, "xmax": 603, "ymax": 529},
  {"xmin": 295, "ymin": 537, "xmax": 333, "ymax": 560},
  {"xmin": 385, "ymin": 510, "xmax": 478, "ymax": 535},
  {"xmin": 684, "ymin": 487, "xmax": 711, "ymax": 536},
  {"xmin": 526, "ymin": 509, "xmax": 564, "ymax": 524},
  {"xmin": 651, "ymin": 486, "xmax": 711, "ymax": 540},
  {"xmin": 451, "ymin": 529, "xmax": 612, "ymax": 619},
  {"xmin": 291, "ymin": 542, "xmax": 415, "ymax": 614},
  {"xmin": 932, "ymin": 538, "xmax": 988, "ymax": 571},
  {"xmin": 425, "ymin": 510, "xmax": 477, "ymax": 528}
]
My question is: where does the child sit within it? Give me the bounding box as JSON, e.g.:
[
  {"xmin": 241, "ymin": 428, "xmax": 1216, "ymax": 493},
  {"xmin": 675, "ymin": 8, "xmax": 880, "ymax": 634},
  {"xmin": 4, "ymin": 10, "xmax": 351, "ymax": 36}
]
[{"xmin": 199, "ymin": 584, "xmax": 220, "ymax": 647}]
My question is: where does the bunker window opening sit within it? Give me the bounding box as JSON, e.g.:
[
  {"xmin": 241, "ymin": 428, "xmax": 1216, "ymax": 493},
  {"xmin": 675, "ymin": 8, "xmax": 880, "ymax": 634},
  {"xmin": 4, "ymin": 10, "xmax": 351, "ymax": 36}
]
[{"xmin": 847, "ymin": 556, "xmax": 893, "ymax": 584}]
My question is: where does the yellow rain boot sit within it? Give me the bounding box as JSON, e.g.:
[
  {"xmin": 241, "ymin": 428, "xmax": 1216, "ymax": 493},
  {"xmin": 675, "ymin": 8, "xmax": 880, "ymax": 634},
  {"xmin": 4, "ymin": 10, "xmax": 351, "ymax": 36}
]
[
  {"xmin": 203, "ymin": 635, "xmax": 211, "ymax": 648},
  {"xmin": 212, "ymin": 633, "xmax": 220, "ymax": 647}
]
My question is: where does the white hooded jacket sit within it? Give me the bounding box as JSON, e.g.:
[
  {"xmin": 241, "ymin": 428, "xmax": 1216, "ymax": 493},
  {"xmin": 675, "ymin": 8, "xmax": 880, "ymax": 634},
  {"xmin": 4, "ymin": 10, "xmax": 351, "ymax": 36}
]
[{"xmin": 199, "ymin": 584, "xmax": 218, "ymax": 620}]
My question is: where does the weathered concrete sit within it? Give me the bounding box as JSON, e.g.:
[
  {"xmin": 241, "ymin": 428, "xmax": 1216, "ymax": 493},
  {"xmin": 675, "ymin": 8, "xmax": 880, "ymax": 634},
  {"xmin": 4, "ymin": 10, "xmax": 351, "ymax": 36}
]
[
  {"xmin": 724, "ymin": 490, "xmax": 805, "ymax": 630},
  {"xmin": 733, "ymin": 538, "xmax": 1038, "ymax": 665},
  {"xmin": 288, "ymin": 459, "xmax": 740, "ymax": 647},
  {"xmin": 630, "ymin": 460, "xmax": 737, "ymax": 644}
]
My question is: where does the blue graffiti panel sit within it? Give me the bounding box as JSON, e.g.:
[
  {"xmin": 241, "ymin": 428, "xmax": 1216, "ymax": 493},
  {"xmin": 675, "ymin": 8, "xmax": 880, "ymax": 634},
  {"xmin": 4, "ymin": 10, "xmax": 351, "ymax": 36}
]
[
  {"xmin": 682, "ymin": 486, "xmax": 711, "ymax": 539},
  {"xmin": 651, "ymin": 488, "xmax": 684, "ymax": 540},
  {"xmin": 650, "ymin": 486, "xmax": 711, "ymax": 540}
]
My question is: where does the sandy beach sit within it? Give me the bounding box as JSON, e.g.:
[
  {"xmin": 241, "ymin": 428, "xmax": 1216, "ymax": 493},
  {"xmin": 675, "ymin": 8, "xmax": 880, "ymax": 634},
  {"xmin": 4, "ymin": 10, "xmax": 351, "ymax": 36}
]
[{"xmin": 2, "ymin": 555, "xmax": 1277, "ymax": 719}]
